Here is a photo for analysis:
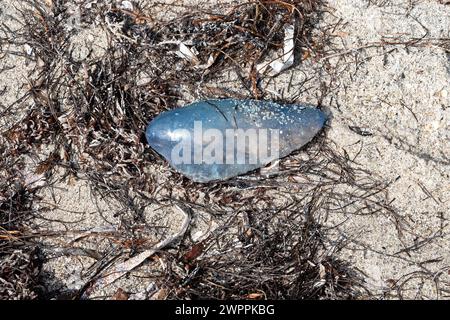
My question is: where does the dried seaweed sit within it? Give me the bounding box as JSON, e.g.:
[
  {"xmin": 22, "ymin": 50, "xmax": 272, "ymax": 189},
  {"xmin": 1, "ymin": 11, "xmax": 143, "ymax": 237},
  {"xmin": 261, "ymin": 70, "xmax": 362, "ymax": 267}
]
[
  {"xmin": 0, "ymin": 0, "xmax": 447, "ymax": 300},
  {"xmin": 0, "ymin": 138, "xmax": 44, "ymax": 299}
]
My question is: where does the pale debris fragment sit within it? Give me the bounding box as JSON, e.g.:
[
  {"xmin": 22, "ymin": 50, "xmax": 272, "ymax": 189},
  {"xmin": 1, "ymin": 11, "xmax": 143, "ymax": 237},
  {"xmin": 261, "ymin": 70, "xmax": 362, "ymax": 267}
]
[
  {"xmin": 24, "ymin": 44, "xmax": 33, "ymax": 56},
  {"xmin": 161, "ymin": 40, "xmax": 215, "ymax": 69},
  {"xmin": 257, "ymin": 24, "xmax": 295, "ymax": 76},
  {"xmin": 85, "ymin": 1, "xmax": 99, "ymax": 9},
  {"xmin": 176, "ymin": 43, "xmax": 201, "ymax": 65},
  {"xmin": 119, "ymin": 1, "xmax": 134, "ymax": 11},
  {"xmin": 195, "ymin": 54, "xmax": 217, "ymax": 70}
]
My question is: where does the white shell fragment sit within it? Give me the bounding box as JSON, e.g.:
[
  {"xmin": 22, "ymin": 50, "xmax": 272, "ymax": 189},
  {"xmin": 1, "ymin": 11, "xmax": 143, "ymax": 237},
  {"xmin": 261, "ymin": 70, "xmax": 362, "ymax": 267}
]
[{"xmin": 257, "ymin": 24, "xmax": 295, "ymax": 75}]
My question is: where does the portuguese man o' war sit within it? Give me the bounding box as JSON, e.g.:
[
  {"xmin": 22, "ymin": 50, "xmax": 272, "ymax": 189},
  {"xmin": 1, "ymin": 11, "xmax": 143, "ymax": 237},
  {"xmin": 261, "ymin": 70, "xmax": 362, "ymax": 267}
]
[{"xmin": 146, "ymin": 99, "xmax": 326, "ymax": 182}]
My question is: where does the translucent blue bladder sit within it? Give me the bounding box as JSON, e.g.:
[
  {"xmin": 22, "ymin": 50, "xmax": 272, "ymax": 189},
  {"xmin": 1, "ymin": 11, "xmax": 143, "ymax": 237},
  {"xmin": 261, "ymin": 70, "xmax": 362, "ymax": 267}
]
[{"xmin": 146, "ymin": 99, "xmax": 326, "ymax": 182}]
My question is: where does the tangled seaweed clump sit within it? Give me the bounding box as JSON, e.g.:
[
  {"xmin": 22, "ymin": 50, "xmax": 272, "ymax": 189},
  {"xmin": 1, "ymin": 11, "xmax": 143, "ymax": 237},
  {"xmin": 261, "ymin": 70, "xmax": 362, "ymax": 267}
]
[
  {"xmin": 0, "ymin": 0, "xmax": 418, "ymax": 299},
  {"xmin": 0, "ymin": 140, "xmax": 45, "ymax": 299}
]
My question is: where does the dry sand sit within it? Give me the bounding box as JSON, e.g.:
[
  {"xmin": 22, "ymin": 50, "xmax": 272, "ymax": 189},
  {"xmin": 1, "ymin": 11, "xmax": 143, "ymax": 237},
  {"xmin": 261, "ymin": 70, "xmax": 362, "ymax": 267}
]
[{"xmin": 1, "ymin": 0, "xmax": 449, "ymax": 299}]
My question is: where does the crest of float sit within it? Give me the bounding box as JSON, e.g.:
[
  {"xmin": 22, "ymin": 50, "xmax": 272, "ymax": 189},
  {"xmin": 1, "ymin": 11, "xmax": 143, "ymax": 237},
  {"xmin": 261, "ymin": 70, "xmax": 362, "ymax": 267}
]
[{"xmin": 146, "ymin": 99, "xmax": 326, "ymax": 182}]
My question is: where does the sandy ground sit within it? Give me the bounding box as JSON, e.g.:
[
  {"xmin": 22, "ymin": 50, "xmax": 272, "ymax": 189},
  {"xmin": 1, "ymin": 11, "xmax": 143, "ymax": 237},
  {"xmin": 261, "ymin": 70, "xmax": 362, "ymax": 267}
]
[
  {"xmin": 323, "ymin": 0, "xmax": 449, "ymax": 298},
  {"xmin": 1, "ymin": 0, "xmax": 449, "ymax": 299}
]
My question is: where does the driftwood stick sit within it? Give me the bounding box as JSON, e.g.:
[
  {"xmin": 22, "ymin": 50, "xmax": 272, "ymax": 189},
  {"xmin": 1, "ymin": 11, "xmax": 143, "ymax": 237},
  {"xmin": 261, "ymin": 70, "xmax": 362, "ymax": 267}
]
[{"xmin": 87, "ymin": 205, "xmax": 191, "ymax": 294}]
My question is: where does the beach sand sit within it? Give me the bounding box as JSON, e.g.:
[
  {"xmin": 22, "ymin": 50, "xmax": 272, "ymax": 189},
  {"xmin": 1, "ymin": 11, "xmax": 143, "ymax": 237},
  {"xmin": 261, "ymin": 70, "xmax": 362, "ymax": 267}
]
[{"xmin": 1, "ymin": 0, "xmax": 449, "ymax": 299}]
